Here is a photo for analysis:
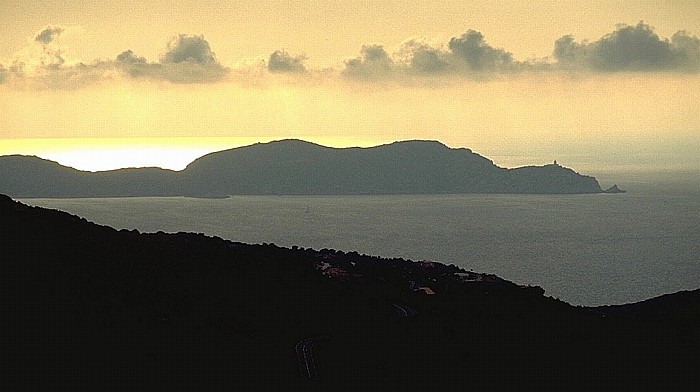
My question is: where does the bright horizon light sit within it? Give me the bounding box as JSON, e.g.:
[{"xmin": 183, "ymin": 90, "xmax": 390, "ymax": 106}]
[
  {"xmin": 1, "ymin": 2, "xmax": 698, "ymax": 175},
  {"xmin": 2, "ymin": 135, "xmax": 698, "ymax": 175},
  {"xmin": 0, "ymin": 137, "xmax": 401, "ymax": 172}
]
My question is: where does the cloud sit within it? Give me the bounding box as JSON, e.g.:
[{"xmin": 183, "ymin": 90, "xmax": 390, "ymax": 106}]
[
  {"xmin": 154, "ymin": 61, "xmax": 228, "ymax": 83},
  {"xmin": 34, "ymin": 26, "xmax": 64, "ymax": 45},
  {"xmin": 3, "ymin": 23, "xmax": 698, "ymax": 89},
  {"xmin": 161, "ymin": 34, "xmax": 218, "ymax": 65},
  {"xmin": 267, "ymin": 50, "xmax": 307, "ymax": 73},
  {"xmin": 448, "ymin": 30, "xmax": 514, "ymax": 71},
  {"xmin": 112, "ymin": 37, "xmax": 228, "ymax": 83},
  {"xmin": 139, "ymin": 34, "xmax": 229, "ymax": 83},
  {"xmin": 116, "ymin": 50, "xmax": 147, "ymax": 64},
  {"xmin": 553, "ymin": 35, "xmax": 580, "ymax": 64},
  {"xmin": 114, "ymin": 50, "xmax": 150, "ymax": 78},
  {"xmin": 395, "ymin": 38, "xmax": 450, "ymax": 73},
  {"xmin": 0, "ymin": 25, "xmax": 105, "ymax": 88},
  {"xmin": 340, "ymin": 22, "xmax": 699, "ymax": 80},
  {"xmin": 343, "ymin": 44, "xmax": 396, "ymax": 79},
  {"xmin": 671, "ymin": 31, "xmax": 700, "ymax": 71},
  {"xmin": 29, "ymin": 26, "xmax": 68, "ymax": 69},
  {"xmin": 343, "ymin": 31, "xmax": 518, "ymax": 79},
  {"xmin": 4, "ymin": 33, "xmax": 231, "ymax": 87},
  {"xmin": 554, "ymin": 22, "xmax": 700, "ymax": 72}
]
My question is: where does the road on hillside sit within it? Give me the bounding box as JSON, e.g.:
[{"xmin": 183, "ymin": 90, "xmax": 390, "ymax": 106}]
[
  {"xmin": 295, "ymin": 336, "xmax": 328, "ymax": 380},
  {"xmin": 392, "ymin": 303, "xmax": 417, "ymax": 318}
]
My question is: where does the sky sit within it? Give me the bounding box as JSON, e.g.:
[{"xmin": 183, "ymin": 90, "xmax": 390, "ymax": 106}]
[{"xmin": 1, "ymin": 0, "xmax": 699, "ymax": 174}]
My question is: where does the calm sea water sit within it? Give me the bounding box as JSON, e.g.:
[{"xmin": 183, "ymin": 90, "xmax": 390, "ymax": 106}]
[{"xmin": 21, "ymin": 176, "xmax": 699, "ymax": 306}]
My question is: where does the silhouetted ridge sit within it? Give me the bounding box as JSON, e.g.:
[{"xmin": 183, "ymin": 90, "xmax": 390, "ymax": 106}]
[
  {"xmin": 0, "ymin": 139, "xmax": 604, "ymax": 197},
  {"xmin": 180, "ymin": 139, "xmax": 504, "ymax": 195},
  {"xmin": 0, "ymin": 154, "xmax": 179, "ymax": 198}
]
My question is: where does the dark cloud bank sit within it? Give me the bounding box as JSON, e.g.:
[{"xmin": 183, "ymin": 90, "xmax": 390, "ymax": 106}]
[
  {"xmin": 2, "ymin": 29, "xmax": 229, "ymax": 87},
  {"xmin": 115, "ymin": 34, "xmax": 228, "ymax": 83},
  {"xmin": 554, "ymin": 22, "xmax": 700, "ymax": 72},
  {"xmin": 342, "ymin": 30, "xmax": 520, "ymax": 79},
  {"xmin": 343, "ymin": 22, "xmax": 700, "ymax": 79},
  {"xmin": 1, "ymin": 22, "xmax": 698, "ymax": 88}
]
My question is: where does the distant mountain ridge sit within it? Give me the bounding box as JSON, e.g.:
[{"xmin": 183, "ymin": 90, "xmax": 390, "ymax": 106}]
[{"xmin": 0, "ymin": 139, "xmax": 604, "ymax": 197}]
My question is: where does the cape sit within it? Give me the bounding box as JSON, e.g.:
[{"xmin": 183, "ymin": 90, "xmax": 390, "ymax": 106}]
[{"xmin": 0, "ymin": 139, "xmax": 604, "ymax": 197}]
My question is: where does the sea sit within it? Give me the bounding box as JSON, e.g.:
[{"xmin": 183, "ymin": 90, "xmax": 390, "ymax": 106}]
[{"xmin": 20, "ymin": 172, "xmax": 699, "ymax": 306}]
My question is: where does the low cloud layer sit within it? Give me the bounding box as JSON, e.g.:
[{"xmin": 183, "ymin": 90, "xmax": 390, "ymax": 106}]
[
  {"xmin": 342, "ymin": 32, "xmax": 522, "ymax": 80},
  {"xmin": 1, "ymin": 22, "xmax": 698, "ymax": 89},
  {"xmin": 554, "ymin": 22, "xmax": 700, "ymax": 72},
  {"xmin": 1, "ymin": 28, "xmax": 229, "ymax": 88},
  {"xmin": 339, "ymin": 23, "xmax": 700, "ymax": 80}
]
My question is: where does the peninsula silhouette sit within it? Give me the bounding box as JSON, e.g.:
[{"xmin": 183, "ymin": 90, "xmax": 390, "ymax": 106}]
[{"xmin": 0, "ymin": 140, "xmax": 605, "ymax": 197}]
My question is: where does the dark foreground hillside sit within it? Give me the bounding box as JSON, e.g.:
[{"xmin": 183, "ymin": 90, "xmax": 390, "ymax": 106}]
[{"xmin": 2, "ymin": 194, "xmax": 697, "ymax": 390}]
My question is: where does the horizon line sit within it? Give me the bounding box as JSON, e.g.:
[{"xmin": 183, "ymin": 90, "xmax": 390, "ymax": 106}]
[{"xmin": 2, "ymin": 136, "xmax": 697, "ymax": 175}]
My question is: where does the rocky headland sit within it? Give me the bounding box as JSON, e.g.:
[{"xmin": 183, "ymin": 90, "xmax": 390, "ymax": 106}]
[{"xmin": 0, "ymin": 140, "xmax": 605, "ymax": 197}]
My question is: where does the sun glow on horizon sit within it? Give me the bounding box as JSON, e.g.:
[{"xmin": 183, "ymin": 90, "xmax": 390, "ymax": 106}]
[
  {"xmin": 0, "ymin": 136, "xmax": 398, "ymax": 171},
  {"xmin": 2, "ymin": 134, "xmax": 698, "ymax": 176},
  {"xmin": 1, "ymin": 2, "xmax": 699, "ymax": 178}
]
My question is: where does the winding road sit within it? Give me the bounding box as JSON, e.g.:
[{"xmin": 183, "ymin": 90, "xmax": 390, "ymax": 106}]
[
  {"xmin": 392, "ymin": 303, "xmax": 417, "ymax": 318},
  {"xmin": 295, "ymin": 336, "xmax": 328, "ymax": 380},
  {"xmin": 295, "ymin": 304, "xmax": 417, "ymax": 379}
]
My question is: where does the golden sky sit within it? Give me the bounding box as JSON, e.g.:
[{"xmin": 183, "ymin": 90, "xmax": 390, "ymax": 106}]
[{"xmin": 1, "ymin": 0, "xmax": 699, "ymax": 172}]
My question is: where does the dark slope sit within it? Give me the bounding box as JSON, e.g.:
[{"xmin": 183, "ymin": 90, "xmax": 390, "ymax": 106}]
[
  {"xmin": 0, "ymin": 140, "xmax": 603, "ymax": 197},
  {"xmin": 596, "ymin": 289, "xmax": 700, "ymax": 328},
  {"xmin": 2, "ymin": 195, "xmax": 697, "ymax": 390}
]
